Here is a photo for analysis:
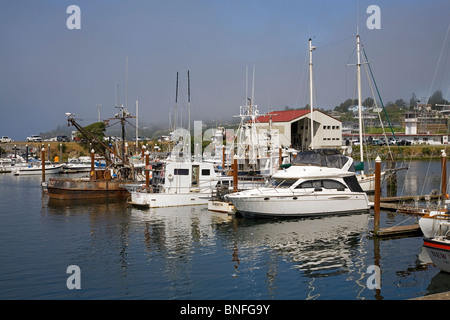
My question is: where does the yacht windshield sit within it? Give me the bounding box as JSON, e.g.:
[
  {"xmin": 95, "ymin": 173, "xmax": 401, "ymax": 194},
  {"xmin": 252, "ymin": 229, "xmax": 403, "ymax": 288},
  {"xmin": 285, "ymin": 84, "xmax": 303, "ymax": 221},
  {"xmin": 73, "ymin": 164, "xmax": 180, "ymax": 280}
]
[
  {"xmin": 266, "ymin": 178, "xmax": 297, "ymax": 188},
  {"xmin": 291, "ymin": 149, "xmax": 352, "ymax": 170}
]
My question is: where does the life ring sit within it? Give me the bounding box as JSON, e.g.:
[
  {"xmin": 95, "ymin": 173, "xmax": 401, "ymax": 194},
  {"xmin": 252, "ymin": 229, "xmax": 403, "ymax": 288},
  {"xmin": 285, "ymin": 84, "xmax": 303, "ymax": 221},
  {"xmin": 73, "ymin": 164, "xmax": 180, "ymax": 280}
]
[{"xmin": 167, "ymin": 173, "xmax": 173, "ymax": 181}]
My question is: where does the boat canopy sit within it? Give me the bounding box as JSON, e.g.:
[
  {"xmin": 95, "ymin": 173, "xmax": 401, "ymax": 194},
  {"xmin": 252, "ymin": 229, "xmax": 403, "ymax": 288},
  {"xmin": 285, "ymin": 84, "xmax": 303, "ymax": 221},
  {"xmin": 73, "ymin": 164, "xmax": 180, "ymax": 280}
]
[{"xmin": 291, "ymin": 149, "xmax": 354, "ymax": 171}]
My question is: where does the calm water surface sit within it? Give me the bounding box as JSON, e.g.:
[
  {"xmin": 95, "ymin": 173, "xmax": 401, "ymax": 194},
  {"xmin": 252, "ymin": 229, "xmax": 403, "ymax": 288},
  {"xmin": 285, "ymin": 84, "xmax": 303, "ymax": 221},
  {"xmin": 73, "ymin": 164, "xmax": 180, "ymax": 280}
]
[{"xmin": 1, "ymin": 160, "xmax": 450, "ymax": 300}]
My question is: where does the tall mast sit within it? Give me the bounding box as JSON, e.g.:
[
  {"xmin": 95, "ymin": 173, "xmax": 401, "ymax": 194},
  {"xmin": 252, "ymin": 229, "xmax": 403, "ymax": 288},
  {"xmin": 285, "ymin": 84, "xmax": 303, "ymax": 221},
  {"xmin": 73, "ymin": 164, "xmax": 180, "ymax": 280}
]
[
  {"xmin": 357, "ymin": 35, "xmax": 364, "ymax": 171},
  {"xmin": 126, "ymin": 56, "xmax": 128, "ymax": 113},
  {"xmin": 188, "ymin": 70, "xmax": 191, "ymax": 134},
  {"xmin": 309, "ymin": 38, "xmax": 316, "ymax": 150},
  {"xmin": 135, "ymin": 99, "xmax": 139, "ymax": 149},
  {"xmin": 174, "ymin": 71, "xmax": 179, "ymax": 132}
]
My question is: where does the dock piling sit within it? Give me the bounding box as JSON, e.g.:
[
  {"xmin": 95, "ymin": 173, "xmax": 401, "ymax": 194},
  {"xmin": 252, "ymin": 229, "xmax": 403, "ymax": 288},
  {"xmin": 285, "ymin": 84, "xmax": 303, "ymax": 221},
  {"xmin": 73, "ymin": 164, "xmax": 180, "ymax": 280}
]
[
  {"xmin": 90, "ymin": 149, "xmax": 95, "ymax": 180},
  {"xmin": 233, "ymin": 155, "xmax": 238, "ymax": 193},
  {"xmin": 145, "ymin": 150, "xmax": 150, "ymax": 188},
  {"xmin": 41, "ymin": 147, "xmax": 45, "ymax": 183},
  {"xmin": 374, "ymin": 156, "xmax": 381, "ymax": 235}
]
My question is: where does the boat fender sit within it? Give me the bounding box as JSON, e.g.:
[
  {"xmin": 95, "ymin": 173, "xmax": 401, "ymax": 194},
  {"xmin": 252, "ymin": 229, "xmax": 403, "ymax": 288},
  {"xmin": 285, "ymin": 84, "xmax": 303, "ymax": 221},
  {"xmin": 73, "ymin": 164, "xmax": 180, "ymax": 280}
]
[{"xmin": 167, "ymin": 173, "xmax": 173, "ymax": 181}]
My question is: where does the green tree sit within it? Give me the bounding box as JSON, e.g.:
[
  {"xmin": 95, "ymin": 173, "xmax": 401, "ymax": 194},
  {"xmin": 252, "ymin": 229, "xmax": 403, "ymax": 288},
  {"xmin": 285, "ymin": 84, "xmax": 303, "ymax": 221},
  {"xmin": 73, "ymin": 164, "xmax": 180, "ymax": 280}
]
[
  {"xmin": 363, "ymin": 97, "xmax": 374, "ymax": 107},
  {"xmin": 76, "ymin": 122, "xmax": 106, "ymax": 152},
  {"xmin": 428, "ymin": 90, "xmax": 449, "ymax": 109},
  {"xmin": 409, "ymin": 93, "xmax": 418, "ymax": 109}
]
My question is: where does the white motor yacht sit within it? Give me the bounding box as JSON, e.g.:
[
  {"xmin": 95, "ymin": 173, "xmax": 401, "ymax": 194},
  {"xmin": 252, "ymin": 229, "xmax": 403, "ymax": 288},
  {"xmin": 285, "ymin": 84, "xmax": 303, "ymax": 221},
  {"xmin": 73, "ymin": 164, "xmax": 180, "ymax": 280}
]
[{"xmin": 225, "ymin": 149, "xmax": 370, "ymax": 218}]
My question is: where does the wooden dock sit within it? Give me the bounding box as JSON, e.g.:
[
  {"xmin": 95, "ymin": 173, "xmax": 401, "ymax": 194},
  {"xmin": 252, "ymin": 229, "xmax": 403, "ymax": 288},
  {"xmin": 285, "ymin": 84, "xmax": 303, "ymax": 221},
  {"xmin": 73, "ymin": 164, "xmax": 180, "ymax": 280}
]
[
  {"xmin": 373, "ymin": 224, "xmax": 422, "ymax": 237},
  {"xmin": 380, "ymin": 194, "xmax": 440, "ymax": 203},
  {"xmin": 411, "ymin": 291, "xmax": 450, "ymax": 300}
]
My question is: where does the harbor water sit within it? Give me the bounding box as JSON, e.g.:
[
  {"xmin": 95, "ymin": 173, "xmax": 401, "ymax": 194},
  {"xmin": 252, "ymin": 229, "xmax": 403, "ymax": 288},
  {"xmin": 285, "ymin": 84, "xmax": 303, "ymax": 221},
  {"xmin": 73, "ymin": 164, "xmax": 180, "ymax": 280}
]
[{"xmin": 1, "ymin": 159, "xmax": 450, "ymax": 300}]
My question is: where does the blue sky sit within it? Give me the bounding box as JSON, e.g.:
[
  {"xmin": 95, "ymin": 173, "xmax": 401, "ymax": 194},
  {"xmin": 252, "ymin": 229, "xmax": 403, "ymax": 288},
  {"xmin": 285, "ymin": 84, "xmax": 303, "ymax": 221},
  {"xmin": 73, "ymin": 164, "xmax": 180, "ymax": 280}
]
[{"xmin": 1, "ymin": 0, "xmax": 450, "ymax": 140}]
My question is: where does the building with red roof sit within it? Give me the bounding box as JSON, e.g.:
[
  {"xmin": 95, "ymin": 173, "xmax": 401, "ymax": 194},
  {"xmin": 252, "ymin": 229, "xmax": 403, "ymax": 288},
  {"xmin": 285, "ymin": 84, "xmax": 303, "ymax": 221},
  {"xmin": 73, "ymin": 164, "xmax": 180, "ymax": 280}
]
[{"xmin": 253, "ymin": 109, "xmax": 342, "ymax": 150}]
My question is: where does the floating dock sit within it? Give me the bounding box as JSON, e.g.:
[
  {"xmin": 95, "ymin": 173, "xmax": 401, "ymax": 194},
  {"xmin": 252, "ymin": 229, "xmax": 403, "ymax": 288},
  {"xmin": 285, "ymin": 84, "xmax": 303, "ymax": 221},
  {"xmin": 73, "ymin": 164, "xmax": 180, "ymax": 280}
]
[
  {"xmin": 373, "ymin": 224, "xmax": 422, "ymax": 237},
  {"xmin": 411, "ymin": 291, "xmax": 450, "ymax": 300}
]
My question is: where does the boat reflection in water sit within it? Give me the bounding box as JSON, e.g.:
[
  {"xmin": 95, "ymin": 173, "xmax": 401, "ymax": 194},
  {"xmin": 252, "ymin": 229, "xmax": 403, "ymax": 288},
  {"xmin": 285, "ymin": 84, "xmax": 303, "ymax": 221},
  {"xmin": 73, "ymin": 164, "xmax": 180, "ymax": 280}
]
[{"xmin": 129, "ymin": 205, "xmax": 371, "ymax": 296}]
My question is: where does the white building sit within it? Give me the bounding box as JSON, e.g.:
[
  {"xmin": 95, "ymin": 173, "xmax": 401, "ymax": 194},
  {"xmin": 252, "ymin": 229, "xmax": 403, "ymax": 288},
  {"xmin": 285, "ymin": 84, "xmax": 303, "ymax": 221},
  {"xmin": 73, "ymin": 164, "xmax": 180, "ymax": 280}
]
[{"xmin": 253, "ymin": 109, "xmax": 342, "ymax": 150}]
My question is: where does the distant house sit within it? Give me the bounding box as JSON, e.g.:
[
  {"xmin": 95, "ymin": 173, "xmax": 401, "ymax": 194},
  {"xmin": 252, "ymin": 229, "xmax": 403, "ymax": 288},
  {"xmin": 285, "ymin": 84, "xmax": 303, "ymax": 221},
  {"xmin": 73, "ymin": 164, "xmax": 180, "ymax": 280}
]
[{"xmin": 252, "ymin": 109, "xmax": 342, "ymax": 150}]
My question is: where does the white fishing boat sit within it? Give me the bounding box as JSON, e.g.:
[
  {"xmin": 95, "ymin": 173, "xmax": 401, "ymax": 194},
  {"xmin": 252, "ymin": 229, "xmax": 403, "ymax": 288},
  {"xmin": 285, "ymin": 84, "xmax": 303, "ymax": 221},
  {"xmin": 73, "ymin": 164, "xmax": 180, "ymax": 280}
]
[
  {"xmin": 207, "ymin": 199, "xmax": 235, "ymax": 214},
  {"xmin": 418, "ymin": 151, "xmax": 450, "ymax": 238},
  {"xmin": 225, "ymin": 149, "xmax": 370, "ymax": 218},
  {"xmin": 63, "ymin": 156, "xmax": 93, "ymax": 173},
  {"xmin": 13, "ymin": 161, "xmax": 63, "ymax": 175},
  {"xmin": 423, "ymin": 236, "xmax": 450, "ymax": 273},
  {"xmin": 126, "ymin": 161, "xmax": 231, "ymax": 208},
  {"xmin": 0, "ymin": 156, "xmax": 28, "ymax": 173},
  {"xmin": 419, "ymin": 210, "xmax": 450, "ymax": 238}
]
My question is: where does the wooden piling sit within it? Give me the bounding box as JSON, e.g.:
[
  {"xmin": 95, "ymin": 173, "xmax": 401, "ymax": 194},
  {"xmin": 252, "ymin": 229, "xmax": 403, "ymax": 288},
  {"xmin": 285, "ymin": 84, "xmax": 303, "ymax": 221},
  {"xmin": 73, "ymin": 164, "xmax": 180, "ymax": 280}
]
[
  {"xmin": 442, "ymin": 149, "xmax": 447, "ymax": 200},
  {"xmin": 279, "ymin": 147, "xmax": 282, "ymax": 168},
  {"xmin": 222, "ymin": 145, "xmax": 225, "ymax": 170},
  {"xmin": 374, "ymin": 156, "xmax": 381, "ymax": 235},
  {"xmin": 90, "ymin": 149, "xmax": 95, "ymax": 180},
  {"xmin": 145, "ymin": 150, "xmax": 150, "ymax": 188},
  {"xmin": 373, "ymin": 153, "xmax": 422, "ymax": 237},
  {"xmin": 233, "ymin": 155, "xmax": 238, "ymax": 193},
  {"xmin": 41, "ymin": 147, "xmax": 45, "ymax": 183}
]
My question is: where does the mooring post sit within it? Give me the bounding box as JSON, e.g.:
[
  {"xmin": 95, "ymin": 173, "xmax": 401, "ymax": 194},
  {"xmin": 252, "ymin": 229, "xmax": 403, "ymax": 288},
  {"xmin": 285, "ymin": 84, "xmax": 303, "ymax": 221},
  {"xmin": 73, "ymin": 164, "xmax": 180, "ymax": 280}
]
[
  {"xmin": 279, "ymin": 147, "xmax": 282, "ymax": 168},
  {"xmin": 374, "ymin": 156, "xmax": 381, "ymax": 235},
  {"xmin": 145, "ymin": 150, "xmax": 150, "ymax": 189},
  {"xmin": 41, "ymin": 147, "xmax": 45, "ymax": 183},
  {"xmin": 442, "ymin": 150, "xmax": 447, "ymax": 202},
  {"xmin": 90, "ymin": 149, "xmax": 95, "ymax": 180},
  {"xmin": 233, "ymin": 155, "xmax": 238, "ymax": 193},
  {"xmin": 222, "ymin": 145, "xmax": 225, "ymax": 171}
]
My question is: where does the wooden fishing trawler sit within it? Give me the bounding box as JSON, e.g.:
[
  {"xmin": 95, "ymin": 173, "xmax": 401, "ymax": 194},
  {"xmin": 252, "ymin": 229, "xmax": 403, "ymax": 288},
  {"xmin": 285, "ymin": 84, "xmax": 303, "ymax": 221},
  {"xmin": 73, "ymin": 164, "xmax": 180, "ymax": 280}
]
[{"xmin": 45, "ymin": 110, "xmax": 140, "ymax": 200}]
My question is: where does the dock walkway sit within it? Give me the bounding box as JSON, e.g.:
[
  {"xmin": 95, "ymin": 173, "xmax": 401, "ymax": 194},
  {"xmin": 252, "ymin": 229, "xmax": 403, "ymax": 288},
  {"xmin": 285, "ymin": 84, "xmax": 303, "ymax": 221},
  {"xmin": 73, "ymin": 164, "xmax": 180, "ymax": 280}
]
[{"xmin": 411, "ymin": 291, "xmax": 450, "ymax": 300}]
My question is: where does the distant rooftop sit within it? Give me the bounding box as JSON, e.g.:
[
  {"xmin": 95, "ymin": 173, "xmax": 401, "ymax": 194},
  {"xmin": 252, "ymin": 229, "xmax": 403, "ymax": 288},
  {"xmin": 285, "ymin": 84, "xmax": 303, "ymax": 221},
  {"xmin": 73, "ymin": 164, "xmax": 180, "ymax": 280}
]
[{"xmin": 255, "ymin": 109, "xmax": 311, "ymax": 123}]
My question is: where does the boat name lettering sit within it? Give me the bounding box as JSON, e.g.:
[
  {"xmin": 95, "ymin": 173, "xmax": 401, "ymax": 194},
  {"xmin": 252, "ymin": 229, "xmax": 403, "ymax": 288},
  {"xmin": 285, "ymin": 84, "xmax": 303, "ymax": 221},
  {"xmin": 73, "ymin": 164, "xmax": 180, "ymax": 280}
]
[{"xmin": 431, "ymin": 250, "xmax": 447, "ymax": 260}]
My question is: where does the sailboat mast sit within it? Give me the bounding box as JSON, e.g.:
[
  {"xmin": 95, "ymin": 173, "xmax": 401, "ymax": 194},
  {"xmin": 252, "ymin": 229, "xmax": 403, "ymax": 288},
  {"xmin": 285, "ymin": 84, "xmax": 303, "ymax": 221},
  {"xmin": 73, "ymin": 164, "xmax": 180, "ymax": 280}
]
[
  {"xmin": 174, "ymin": 72, "xmax": 179, "ymax": 132},
  {"xmin": 135, "ymin": 99, "xmax": 139, "ymax": 149},
  {"xmin": 309, "ymin": 39, "xmax": 316, "ymax": 150},
  {"xmin": 188, "ymin": 70, "xmax": 191, "ymax": 134},
  {"xmin": 357, "ymin": 35, "xmax": 364, "ymax": 169}
]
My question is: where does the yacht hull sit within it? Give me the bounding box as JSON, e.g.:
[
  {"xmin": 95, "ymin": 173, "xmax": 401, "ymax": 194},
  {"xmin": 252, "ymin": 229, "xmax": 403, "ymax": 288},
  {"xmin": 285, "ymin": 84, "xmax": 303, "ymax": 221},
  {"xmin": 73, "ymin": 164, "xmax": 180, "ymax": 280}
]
[
  {"xmin": 129, "ymin": 191, "xmax": 211, "ymax": 208},
  {"xmin": 228, "ymin": 192, "xmax": 370, "ymax": 218},
  {"xmin": 423, "ymin": 237, "xmax": 450, "ymax": 273}
]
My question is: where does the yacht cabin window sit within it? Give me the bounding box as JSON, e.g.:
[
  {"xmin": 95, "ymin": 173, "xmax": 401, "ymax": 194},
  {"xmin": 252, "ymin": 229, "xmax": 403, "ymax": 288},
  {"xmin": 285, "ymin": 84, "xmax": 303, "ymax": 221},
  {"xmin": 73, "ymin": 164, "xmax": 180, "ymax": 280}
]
[{"xmin": 296, "ymin": 179, "xmax": 346, "ymax": 190}]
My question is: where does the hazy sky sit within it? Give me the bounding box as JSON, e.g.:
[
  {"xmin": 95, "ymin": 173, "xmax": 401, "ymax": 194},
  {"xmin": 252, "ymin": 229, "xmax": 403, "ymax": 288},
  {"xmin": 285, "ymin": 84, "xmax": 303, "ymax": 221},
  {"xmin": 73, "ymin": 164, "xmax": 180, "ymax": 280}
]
[{"xmin": 1, "ymin": 0, "xmax": 450, "ymax": 140}]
